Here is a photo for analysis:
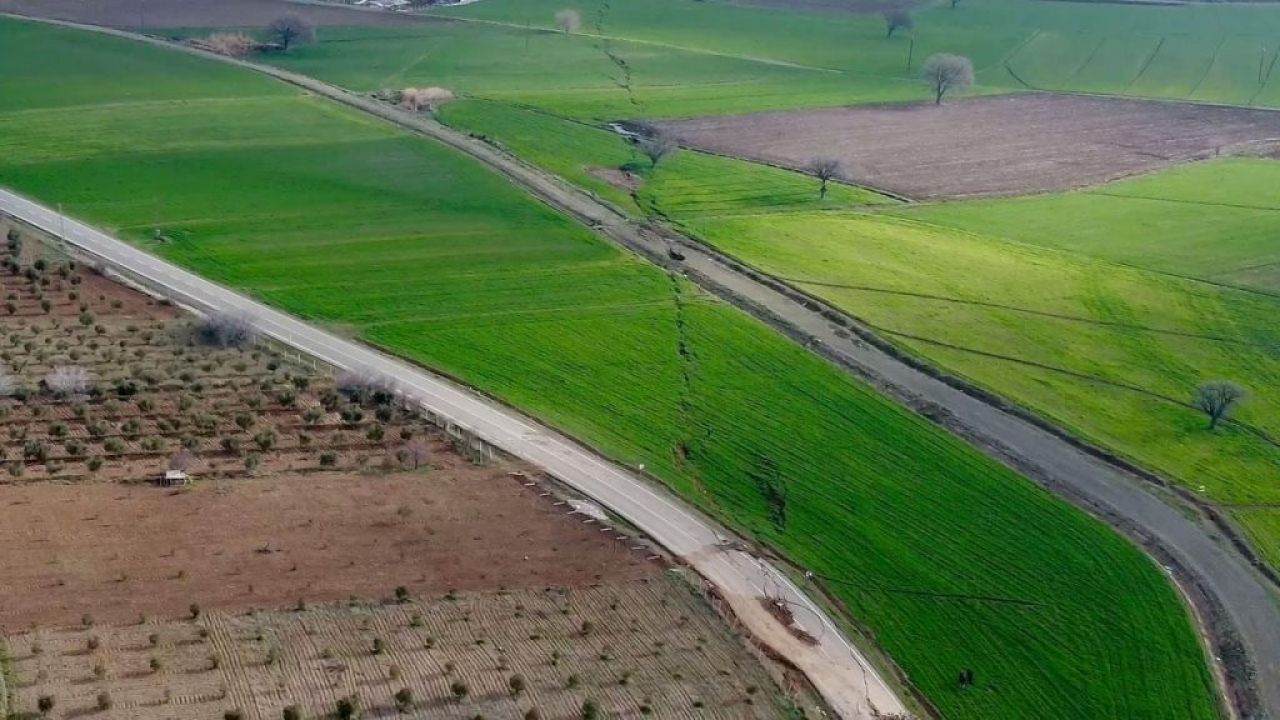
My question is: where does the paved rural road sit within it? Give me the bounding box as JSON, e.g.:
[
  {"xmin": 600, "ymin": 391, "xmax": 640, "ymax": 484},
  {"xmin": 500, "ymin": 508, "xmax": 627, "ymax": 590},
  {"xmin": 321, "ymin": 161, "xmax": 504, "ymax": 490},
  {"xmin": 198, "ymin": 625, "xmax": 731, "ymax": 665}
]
[
  {"xmin": 141, "ymin": 25, "xmax": 1280, "ymax": 719},
  {"xmin": 8, "ymin": 13, "xmax": 1280, "ymax": 719},
  {"xmin": 0, "ymin": 192, "xmax": 905, "ymax": 719}
]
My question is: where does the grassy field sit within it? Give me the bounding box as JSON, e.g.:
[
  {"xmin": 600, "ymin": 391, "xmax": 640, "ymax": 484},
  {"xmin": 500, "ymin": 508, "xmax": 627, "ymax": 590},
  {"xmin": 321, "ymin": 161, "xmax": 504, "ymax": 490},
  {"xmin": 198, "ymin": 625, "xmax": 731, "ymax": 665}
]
[
  {"xmin": 0, "ymin": 17, "xmax": 1224, "ymax": 720},
  {"xmin": 901, "ymin": 159, "xmax": 1280, "ymax": 294},
  {"xmin": 439, "ymin": 99, "xmax": 891, "ymax": 215},
  {"xmin": 234, "ymin": 0, "xmax": 1280, "ymax": 119}
]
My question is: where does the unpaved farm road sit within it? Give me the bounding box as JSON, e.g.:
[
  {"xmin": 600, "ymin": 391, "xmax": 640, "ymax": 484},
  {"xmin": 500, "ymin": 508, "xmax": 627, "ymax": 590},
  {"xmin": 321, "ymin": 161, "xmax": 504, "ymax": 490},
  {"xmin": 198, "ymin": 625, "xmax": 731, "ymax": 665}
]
[{"xmin": 8, "ymin": 14, "xmax": 1280, "ymax": 720}]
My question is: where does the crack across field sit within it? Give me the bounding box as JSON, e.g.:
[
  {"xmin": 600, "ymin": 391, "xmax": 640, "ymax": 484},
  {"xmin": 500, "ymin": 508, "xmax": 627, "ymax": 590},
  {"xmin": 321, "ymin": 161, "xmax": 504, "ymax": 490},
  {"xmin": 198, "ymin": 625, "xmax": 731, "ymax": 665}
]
[{"xmin": 669, "ymin": 272, "xmax": 711, "ymax": 502}]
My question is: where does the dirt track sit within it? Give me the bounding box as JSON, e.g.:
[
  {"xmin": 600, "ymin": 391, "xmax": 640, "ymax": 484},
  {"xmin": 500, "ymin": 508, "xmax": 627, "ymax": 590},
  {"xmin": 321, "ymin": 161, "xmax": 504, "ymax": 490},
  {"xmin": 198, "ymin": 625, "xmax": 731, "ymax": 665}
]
[{"xmin": 656, "ymin": 93, "xmax": 1280, "ymax": 198}]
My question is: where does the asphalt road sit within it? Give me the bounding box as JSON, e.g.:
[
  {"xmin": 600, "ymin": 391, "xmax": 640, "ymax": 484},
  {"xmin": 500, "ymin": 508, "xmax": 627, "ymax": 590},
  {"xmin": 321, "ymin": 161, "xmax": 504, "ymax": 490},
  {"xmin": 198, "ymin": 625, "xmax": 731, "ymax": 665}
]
[
  {"xmin": 183, "ymin": 34, "xmax": 1280, "ymax": 719},
  {"xmin": 8, "ymin": 14, "xmax": 1280, "ymax": 719},
  {"xmin": 0, "ymin": 186, "xmax": 906, "ymax": 719}
]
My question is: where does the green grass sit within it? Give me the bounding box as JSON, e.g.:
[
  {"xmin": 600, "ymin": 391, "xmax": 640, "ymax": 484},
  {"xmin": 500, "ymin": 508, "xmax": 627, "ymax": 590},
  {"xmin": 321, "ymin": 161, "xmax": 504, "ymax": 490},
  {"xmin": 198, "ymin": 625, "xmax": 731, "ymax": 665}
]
[
  {"xmin": 689, "ymin": 207, "xmax": 1280, "ymax": 503},
  {"xmin": 1235, "ymin": 508, "xmax": 1280, "ymax": 570},
  {"xmin": 252, "ymin": 0, "xmax": 1280, "ymax": 116},
  {"xmin": 219, "ymin": 0, "xmax": 1280, "ymax": 122},
  {"xmin": 254, "ymin": 22, "xmax": 925, "ymax": 120},
  {"xmin": 0, "ymin": 17, "xmax": 1224, "ymax": 720},
  {"xmin": 438, "ymin": 99, "xmax": 891, "ymax": 215},
  {"xmin": 900, "ymin": 158, "xmax": 1280, "ymax": 294}
]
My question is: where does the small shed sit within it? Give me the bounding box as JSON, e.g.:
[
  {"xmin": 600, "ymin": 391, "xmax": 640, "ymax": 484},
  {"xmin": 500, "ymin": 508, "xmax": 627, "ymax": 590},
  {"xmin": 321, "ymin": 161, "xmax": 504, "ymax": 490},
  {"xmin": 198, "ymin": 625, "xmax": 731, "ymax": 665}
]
[{"xmin": 161, "ymin": 470, "xmax": 190, "ymax": 487}]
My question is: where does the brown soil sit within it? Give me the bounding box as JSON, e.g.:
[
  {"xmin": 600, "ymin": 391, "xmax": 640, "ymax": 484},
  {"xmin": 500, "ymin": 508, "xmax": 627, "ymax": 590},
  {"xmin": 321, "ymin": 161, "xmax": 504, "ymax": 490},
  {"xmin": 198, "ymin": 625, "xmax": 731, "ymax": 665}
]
[
  {"xmin": 0, "ymin": 0, "xmax": 443, "ymax": 29},
  {"xmin": 0, "ymin": 470, "xmax": 654, "ymax": 630},
  {"xmin": 655, "ymin": 93, "xmax": 1280, "ymax": 199},
  {"xmin": 5, "ymin": 576, "xmax": 791, "ymax": 720},
  {"xmin": 0, "ymin": 220, "xmax": 651, "ymax": 631},
  {"xmin": 586, "ymin": 165, "xmax": 644, "ymax": 193}
]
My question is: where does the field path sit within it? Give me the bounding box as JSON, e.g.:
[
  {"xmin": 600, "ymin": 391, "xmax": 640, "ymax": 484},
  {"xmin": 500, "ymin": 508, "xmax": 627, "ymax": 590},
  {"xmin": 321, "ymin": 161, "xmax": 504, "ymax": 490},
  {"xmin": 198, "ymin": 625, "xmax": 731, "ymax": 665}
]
[{"xmin": 6, "ymin": 15, "xmax": 1280, "ymax": 720}]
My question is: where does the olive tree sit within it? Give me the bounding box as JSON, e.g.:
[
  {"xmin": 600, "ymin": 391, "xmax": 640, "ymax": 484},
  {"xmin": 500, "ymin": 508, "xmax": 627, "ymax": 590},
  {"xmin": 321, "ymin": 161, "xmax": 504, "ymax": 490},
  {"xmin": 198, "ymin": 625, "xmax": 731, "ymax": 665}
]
[
  {"xmin": 1193, "ymin": 380, "xmax": 1247, "ymax": 429},
  {"xmin": 196, "ymin": 312, "xmax": 257, "ymax": 349},
  {"xmin": 808, "ymin": 157, "xmax": 841, "ymax": 199},
  {"xmin": 267, "ymin": 15, "xmax": 315, "ymax": 51},
  {"xmin": 921, "ymin": 53, "xmax": 974, "ymax": 104}
]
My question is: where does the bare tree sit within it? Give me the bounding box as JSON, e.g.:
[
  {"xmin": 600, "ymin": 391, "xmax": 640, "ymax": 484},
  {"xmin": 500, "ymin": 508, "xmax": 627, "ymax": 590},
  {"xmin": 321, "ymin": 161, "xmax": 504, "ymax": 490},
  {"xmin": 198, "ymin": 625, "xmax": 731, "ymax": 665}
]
[
  {"xmin": 196, "ymin": 312, "xmax": 257, "ymax": 349},
  {"xmin": 921, "ymin": 53, "xmax": 974, "ymax": 104},
  {"xmin": 882, "ymin": 8, "xmax": 913, "ymax": 38},
  {"xmin": 636, "ymin": 132, "xmax": 678, "ymax": 169},
  {"xmin": 555, "ymin": 8, "xmax": 581, "ymax": 34},
  {"xmin": 169, "ymin": 449, "xmax": 195, "ymax": 472},
  {"xmin": 1193, "ymin": 380, "xmax": 1247, "ymax": 429},
  {"xmin": 201, "ymin": 32, "xmax": 257, "ymax": 58},
  {"xmin": 267, "ymin": 15, "xmax": 315, "ymax": 52},
  {"xmin": 400, "ymin": 86, "xmax": 456, "ymax": 112},
  {"xmin": 45, "ymin": 366, "xmax": 92, "ymax": 398},
  {"xmin": 809, "ymin": 158, "xmax": 841, "ymax": 199},
  {"xmin": 396, "ymin": 441, "xmax": 430, "ymax": 470}
]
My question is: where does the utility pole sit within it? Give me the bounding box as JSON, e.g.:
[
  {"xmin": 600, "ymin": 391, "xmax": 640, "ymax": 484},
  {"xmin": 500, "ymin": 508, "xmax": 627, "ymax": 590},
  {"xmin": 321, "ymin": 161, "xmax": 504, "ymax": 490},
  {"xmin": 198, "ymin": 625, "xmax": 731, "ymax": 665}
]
[{"xmin": 907, "ymin": 36, "xmax": 915, "ymax": 74}]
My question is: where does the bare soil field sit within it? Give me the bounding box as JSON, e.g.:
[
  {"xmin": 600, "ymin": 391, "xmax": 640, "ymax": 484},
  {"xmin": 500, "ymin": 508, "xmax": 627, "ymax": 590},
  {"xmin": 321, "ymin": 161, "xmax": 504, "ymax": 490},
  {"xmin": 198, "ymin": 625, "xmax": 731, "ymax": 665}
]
[
  {"xmin": 655, "ymin": 93, "xmax": 1280, "ymax": 198},
  {"xmin": 5, "ymin": 576, "xmax": 794, "ymax": 719},
  {"xmin": 0, "ymin": 0, "xmax": 439, "ymax": 29},
  {"xmin": 0, "ymin": 220, "xmax": 805, "ymax": 717},
  {"xmin": 0, "ymin": 473, "xmax": 655, "ymax": 630}
]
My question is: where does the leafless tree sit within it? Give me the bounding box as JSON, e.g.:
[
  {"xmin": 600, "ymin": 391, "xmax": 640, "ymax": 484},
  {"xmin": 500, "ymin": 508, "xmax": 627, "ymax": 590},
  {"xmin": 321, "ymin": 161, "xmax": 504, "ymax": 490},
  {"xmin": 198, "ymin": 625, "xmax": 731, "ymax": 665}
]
[
  {"xmin": 267, "ymin": 15, "xmax": 315, "ymax": 52},
  {"xmin": 636, "ymin": 132, "xmax": 678, "ymax": 169},
  {"xmin": 1193, "ymin": 380, "xmax": 1247, "ymax": 429},
  {"xmin": 396, "ymin": 441, "xmax": 430, "ymax": 470},
  {"xmin": 921, "ymin": 53, "xmax": 974, "ymax": 104},
  {"xmin": 169, "ymin": 449, "xmax": 195, "ymax": 472},
  {"xmin": 882, "ymin": 8, "xmax": 913, "ymax": 38},
  {"xmin": 809, "ymin": 158, "xmax": 841, "ymax": 199},
  {"xmin": 45, "ymin": 366, "xmax": 92, "ymax": 398},
  {"xmin": 201, "ymin": 32, "xmax": 257, "ymax": 58},
  {"xmin": 196, "ymin": 312, "xmax": 257, "ymax": 349},
  {"xmin": 555, "ymin": 8, "xmax": 581, "ymax": 34}
]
